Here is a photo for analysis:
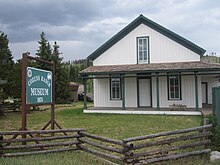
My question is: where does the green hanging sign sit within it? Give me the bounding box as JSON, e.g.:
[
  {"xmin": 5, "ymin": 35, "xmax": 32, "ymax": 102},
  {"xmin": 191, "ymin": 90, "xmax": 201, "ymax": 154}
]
[{"xmin": 26, "ymin": 67, "xmax": 52, "ymax": 104}]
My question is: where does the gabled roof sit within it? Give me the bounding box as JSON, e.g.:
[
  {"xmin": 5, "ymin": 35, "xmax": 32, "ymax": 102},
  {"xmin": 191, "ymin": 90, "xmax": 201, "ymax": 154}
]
[
  {"xmin": 81, "ymin": 61, "xmax": 220, "ymax": 75},
  {"xmin": 88, "ymin": 14, "xmax": 206, "ymax": 61}
]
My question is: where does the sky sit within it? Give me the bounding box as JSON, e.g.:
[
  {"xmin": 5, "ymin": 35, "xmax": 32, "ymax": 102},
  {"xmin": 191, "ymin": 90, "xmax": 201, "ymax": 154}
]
[{"xmin": 0, "ymin": 0, "xmax": 220, "ymax": 62}]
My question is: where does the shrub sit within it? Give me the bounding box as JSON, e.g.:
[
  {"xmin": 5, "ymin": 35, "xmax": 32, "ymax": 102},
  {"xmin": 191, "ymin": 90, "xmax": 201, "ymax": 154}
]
[{"xmin": 207, "ymin": 114, "xmax": 220, "ymax": 151}]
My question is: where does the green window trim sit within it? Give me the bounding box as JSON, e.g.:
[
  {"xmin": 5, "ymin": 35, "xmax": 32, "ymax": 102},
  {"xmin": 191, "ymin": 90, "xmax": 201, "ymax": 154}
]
[
  {"xmin": 167, "ymin": 73, "xmax": 182, "ymax": 100},
  {"xmin": 136, "ymin": 36, "xmax": 150, "ymax": 64},
  {"xmin": 110, "ymin": 75, "xmax": 122, "ymax": 100}
]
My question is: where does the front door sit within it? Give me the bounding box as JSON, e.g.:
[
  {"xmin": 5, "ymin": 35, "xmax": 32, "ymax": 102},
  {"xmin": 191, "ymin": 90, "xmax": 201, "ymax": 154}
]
[
  {"xmin": 202, "ymin": 82, "xmax": 208, "ymax": 104},
  {"xmin": 138, "ymin": 78, "xmax": 151, "ymax": 107}
]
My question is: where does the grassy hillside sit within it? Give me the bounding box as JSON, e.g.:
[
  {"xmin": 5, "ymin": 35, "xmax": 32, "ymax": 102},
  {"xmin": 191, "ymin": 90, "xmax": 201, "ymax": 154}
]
[{"xmin": 201, "ymin": 55, "xmax": 220, "ymax": 63}]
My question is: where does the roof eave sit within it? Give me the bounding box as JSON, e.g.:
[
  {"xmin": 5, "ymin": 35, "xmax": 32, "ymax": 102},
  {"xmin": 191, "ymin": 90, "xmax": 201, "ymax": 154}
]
[
  {"xmin": 87, "ymin": 15, "xmax": 143, "ymax": 61},
  {"xmin": 81, "ymin": 68, "xmax": 220, "ymax": 76},
  {"xmin": 140, "ymin": 16, "xmax": 206, "ymax": 56}
]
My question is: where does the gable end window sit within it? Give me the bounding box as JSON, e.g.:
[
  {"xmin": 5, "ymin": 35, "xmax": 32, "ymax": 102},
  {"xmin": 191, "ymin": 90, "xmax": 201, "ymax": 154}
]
[
  {"xmin": 168, "ymin": 75, "xmax": 181, "ymax": 100},
  {"xmin": 110, "ymin": 77, "xmax": 121, "ymax": 100},
  {"xmin": 137, "ymin": 37, "xmax": 149, "ymax": 64}
]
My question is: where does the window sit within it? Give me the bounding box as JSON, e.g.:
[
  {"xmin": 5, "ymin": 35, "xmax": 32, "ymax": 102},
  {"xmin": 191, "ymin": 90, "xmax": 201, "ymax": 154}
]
[
  {"xmin": 137, "ymin": 37, "xmax": 149, "ymax": 63},
  {"xmin": 168, "ymin": 75, "xmax": 181, "ymax": 100},
  {"xmin": 110, "ymin": 77, "xmax": 121, "ymax": 100}
]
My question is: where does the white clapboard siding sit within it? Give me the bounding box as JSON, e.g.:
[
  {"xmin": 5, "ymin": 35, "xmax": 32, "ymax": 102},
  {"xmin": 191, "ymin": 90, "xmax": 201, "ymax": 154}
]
[
  {"xmin": 94, "ymin": 76, "xmax": 137, "ymax": 108},
  {"xmin": 94, "ymin": 74, "xmax": 202, "ymax": 108},
  {"xmin": 93, "ymin": 24, "xmax": 200, "ymax": 66},
  {"xmin": 152, "ymin": 75, "xmax": 202, "ymax": 108},
  {"xmin": 94, "ymin": 78, "xmax": 122, "ymax": 107},
  {"xmin": 201, "ymin": 76, "xmax": 220, "ymax": 104}
]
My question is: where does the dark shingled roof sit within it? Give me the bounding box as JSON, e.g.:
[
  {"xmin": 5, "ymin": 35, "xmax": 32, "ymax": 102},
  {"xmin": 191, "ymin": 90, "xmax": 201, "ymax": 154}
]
[{"xmin": 81, "ymin": 61, "xmax": 220, "ymax": 75}]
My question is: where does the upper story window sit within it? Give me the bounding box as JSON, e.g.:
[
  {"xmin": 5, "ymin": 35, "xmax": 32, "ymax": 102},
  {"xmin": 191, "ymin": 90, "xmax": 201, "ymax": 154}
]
[{"xmin": 137, "ymin": 37, "xmax": 149, "ymax": 64}]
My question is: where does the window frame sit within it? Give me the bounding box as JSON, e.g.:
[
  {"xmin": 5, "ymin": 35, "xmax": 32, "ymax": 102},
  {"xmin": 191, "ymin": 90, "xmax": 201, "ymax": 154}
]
[
  {"xmin": 110, "ymin": 75, "xmax": 121, "ymax": 100},
  {"xmin": 167, "ymin": 74, "xmax": 182, "ymax": 100},
  {"xmin": 137, "ymin": 36, "xmax": 150, "ymax": 64}
]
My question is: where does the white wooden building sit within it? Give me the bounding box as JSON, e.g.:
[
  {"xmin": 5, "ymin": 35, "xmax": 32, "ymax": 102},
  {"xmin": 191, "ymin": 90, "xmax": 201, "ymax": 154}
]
[{"xmin": 81, "ymin": 14, "xmax": 220, "ymax": 115}]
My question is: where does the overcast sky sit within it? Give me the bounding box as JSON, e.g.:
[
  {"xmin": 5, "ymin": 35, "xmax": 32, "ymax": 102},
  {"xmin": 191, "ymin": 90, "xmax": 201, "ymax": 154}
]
[{"xmin": 0, "ymin": 0, "xmax": 220, "ymax": 61}]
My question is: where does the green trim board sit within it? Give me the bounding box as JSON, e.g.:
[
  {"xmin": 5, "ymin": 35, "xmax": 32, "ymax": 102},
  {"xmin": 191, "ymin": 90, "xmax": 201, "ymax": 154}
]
[
  {"xmin": 195, "ymin": 72, "xmax": 199, "ymax": 110},
  {"xmin": 121, "ymin": 76, "xmax": 126, "ymax": 110},
  {"xmin": 109, "ymin": 75, "xmax": 112, "ymax": 100},
  {"xmin": 150, "ymin": 77, "xmax": 152, "ymax": 107},
  {"xmin": 88, "ymin": 14, "xmax": 205, "ymax": 61},
  {"xmin": 83, "ymin": 78, "xmax": 87, "ymax": 109},
  {"xmin": 156, "ymin": 73, "xmax": 160, "ymax": 110},
  {"xmin": 136, "ymin": 36, "xmax": 150, "ymax": 64},
  {"xmin": 136, "ymin": 76, "xmax": 140, "ymax": 107}
]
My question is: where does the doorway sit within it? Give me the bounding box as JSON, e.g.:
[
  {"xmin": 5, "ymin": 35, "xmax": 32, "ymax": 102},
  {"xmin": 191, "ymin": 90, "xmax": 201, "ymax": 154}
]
[
  {"xmin": 137, "ymin": 78, "xmax": 152, "ymax": 107},
  {"xmin": 201, "ymin": 82, "xmax": 208, "ymax": 104}
]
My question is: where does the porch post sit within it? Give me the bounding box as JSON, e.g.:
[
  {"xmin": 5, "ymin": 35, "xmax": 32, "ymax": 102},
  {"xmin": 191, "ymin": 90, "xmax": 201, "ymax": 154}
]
[
  {"xmin": 194, "ymin": 72, "xmax": 199, "ymax": 111},
  {"xmin": 121, "ymin": 75, "xmax": 126, "ymax": 110},
  {"xmin": 156, "ymin": 73, "xmax": 160, "ymax": 110},
  {"xmin": 83, "ymin": 77, "xmax": 87, "ymax": 110}
]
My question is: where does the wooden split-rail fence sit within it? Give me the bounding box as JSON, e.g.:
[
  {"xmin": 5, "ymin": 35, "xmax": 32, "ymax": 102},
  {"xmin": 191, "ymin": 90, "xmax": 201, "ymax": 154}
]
[
  {"xmin": 0, "ymin": 121, "xmax": 212, "ymax": 164},
  {"xmin": 0, "ymin": 128, "xmax": 83, "ymax": 157}
]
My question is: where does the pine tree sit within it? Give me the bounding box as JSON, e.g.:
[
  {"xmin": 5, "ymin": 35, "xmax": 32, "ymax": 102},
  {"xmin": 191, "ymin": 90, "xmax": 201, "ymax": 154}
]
[
  {"xmin": 36, "ymin": 33, "xmax": 71, "ymax": 103},
  {"xmin": 69, "ymin": 64, "xmax": 76, "ymax": 82},
  {"xmin": 52, "ymin": 41, "xmax": 70, "ymax": 103},
  {"xmin": 36, "ymin": 32, "xmax": 52, "ymax": 70},
  {"xmin": 75, "ymin": 66, "xmax": 79, "ymax": 83},
  {"xmin": 11, "ymin": 60, "xmax": 22, "ymax": 99},
  {"xmin": 0, "ymin": 31, "xmax": 14, "ymax": 98}
]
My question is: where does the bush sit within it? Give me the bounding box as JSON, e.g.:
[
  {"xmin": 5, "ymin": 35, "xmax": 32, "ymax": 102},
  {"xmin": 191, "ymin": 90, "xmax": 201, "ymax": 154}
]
[{"xmin": 207, "ymin": 114, "xmax": 220, "ymax": 151}]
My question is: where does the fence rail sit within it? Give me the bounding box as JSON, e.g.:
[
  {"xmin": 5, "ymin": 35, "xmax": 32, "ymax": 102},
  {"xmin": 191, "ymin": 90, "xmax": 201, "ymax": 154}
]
[
  {"xmin": 78, "ymin": 131, "xmax": 126, "ymax": 164},
  {"xmin": 122, "ymin": 124, "xmax": 212, "ymax": 143},
  {"xmin": 0, "ymin": 121, "xmax": 212, "ymax": 164},
  {"xmin": 122, "ymin": 124, "xmax": 212, "ymax": 164},
  {"xmin": 0, "ymin": 128, "xmax": 84, "ymax": 157}
]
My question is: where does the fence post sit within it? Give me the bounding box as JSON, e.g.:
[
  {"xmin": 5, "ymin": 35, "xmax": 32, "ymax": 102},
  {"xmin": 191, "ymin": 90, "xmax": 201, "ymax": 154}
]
[
  {"xmin": 203, "ymin": 118, "xmax": 209, "ymax": 126},
  {"xmin": 122, "ymin": 141, "xmax": 133, "ymax": 165},
  {"xmin": 76, "ymin": 130, "xmax": 83, "ymax": 150},
  {"xmin": 203, "ymin": 118, "xmax": 210, "ymax": 149},
  {"xmin": 0, "ymin": 135, "xmax": 3, "ymax": 156}
]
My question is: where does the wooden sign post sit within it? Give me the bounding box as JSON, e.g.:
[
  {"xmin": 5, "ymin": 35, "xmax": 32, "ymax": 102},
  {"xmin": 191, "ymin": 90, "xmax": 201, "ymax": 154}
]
[
  {"xmin": 21, "ymin": 53, "xmax": 57, "ymax": 132},
  {"xmin": 8, "ymin": 52, "xmax": 65, "ymax": 146}
]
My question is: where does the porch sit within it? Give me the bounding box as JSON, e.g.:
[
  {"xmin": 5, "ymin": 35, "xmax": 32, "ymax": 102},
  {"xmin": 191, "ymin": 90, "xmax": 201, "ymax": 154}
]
[
  {"xmin": 80, "ymin": 61, "xmax": 220, "ymax": 115},
  {"xmin": 84, "ymin": 106, "xmax": 212, "ymax": 116}
]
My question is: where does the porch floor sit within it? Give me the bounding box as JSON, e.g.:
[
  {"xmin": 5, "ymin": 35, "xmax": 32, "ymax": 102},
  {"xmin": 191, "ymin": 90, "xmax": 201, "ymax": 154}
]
[{"xmin": 84, "ymin": 106, "xmax": 212, "ymax": 116}]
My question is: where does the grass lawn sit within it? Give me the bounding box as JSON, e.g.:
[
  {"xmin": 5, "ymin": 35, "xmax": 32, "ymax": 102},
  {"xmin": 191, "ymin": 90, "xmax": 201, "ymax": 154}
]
[{"xmin": 0, "ymin": 102, "xmax": 212, "ymax": 165}]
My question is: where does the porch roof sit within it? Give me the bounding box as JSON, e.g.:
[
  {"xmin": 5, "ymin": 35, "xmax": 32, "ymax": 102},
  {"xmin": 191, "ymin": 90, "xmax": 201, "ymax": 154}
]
[{"xmin": 81, "ymin": 61, "xmax": 220, "ymax": 75}]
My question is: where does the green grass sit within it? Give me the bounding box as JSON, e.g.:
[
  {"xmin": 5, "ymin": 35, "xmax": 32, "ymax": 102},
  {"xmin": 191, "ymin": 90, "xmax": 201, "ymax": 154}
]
[
  {"xmin": 0, "ymin": 102, "xmax": 210, "ymax": 164},
  {"xmin": 56, "ymin": 109, "xmax": 202, "ymax": 139},
  {"xmin": 0, "ymin": 151, "xmax": 108, "ymax": 165}
]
